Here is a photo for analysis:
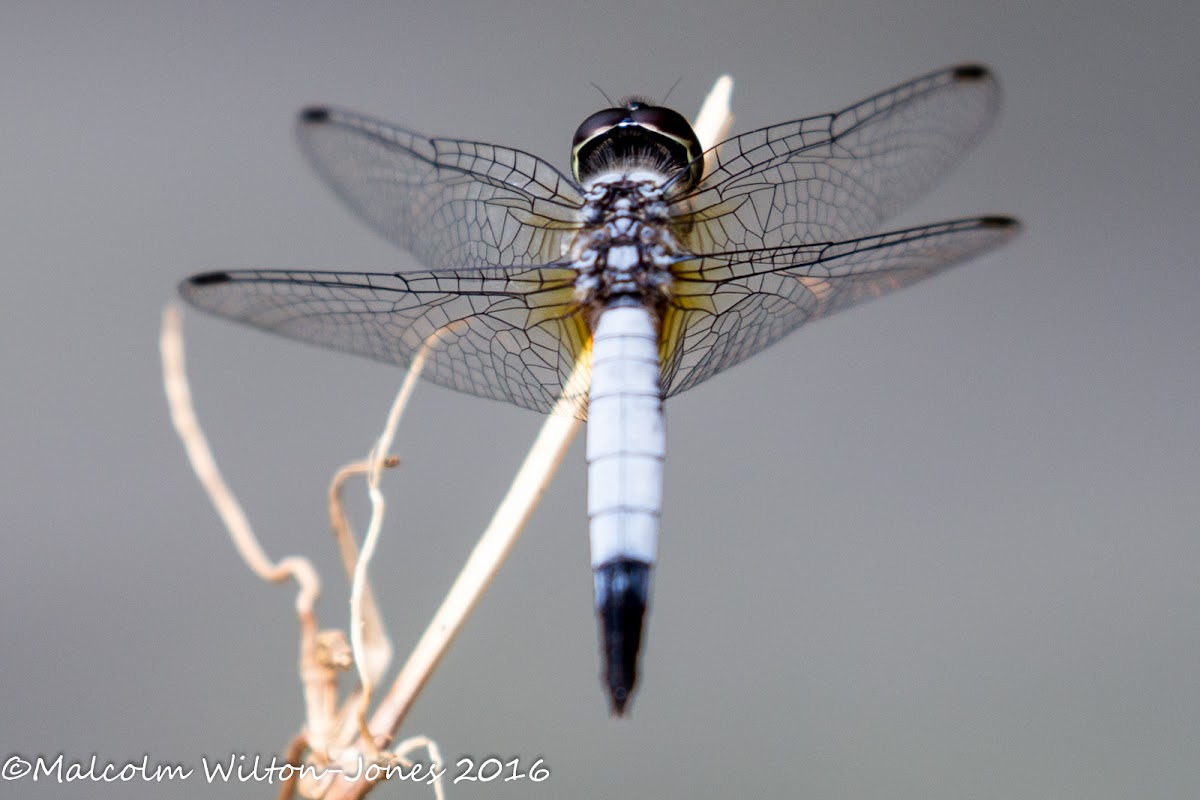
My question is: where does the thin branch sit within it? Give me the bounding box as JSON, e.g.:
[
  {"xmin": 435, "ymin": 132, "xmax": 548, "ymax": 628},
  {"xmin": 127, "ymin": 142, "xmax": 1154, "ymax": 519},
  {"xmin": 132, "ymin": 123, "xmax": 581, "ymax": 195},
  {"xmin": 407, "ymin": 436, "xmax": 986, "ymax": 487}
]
[
  {"xmin": 161, "ymin": 305, "xmax": 322, "ymax": 603},
  {"xmin": 329, "ymin": 457, "xmax": 399, "ymax": 581},
  {"xmin": 329, "ymin": 458, "xmax": 398, "ymax": 692},
  {"xmin": 325, "ymin": 353, "xmax": 590, "ymax": 800},
  {"xmin": 350, "ymin": 344, "xmax": 432, "ymax": 751},
  {"xmin": 370, "ymin": 354, "xmax": 589, "ymax": 731},
  {"xmin": 393, "ymin": 736, "xmax": 446, "ymax": 800},
  {"xmin": 278, "ymin": 732, "xmax": 309, "ymax": 800},
  {"xmin": 160, "ymin": 305, "xmax": 335, "ymax": 758},
  {"xmin": 694, "ymin": 74, "xmax": 735, "ymax": 167}
]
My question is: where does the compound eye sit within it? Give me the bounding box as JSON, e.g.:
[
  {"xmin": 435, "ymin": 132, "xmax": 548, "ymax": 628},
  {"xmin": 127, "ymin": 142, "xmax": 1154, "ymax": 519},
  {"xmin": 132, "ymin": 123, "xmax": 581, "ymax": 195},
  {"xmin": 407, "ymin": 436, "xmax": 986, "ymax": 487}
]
[
  {"xmin": 629, "ymin": 105, "xmax": 704, "ymax": 189},
  {"xmin": 571, "ymin": 108, "xmax": 628, "ymax": 153},
  {"xmin": 629, "ymin": 106, "xmax": 694, "ymax": 143}
]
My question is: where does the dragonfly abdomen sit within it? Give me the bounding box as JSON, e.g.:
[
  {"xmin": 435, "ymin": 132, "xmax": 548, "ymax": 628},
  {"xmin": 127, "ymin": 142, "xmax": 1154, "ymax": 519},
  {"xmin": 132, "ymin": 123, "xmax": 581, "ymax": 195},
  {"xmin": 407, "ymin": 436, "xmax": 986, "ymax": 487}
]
[{"xmin": 586, "ymin": 302, "xmax": 664, "ymax": 715}]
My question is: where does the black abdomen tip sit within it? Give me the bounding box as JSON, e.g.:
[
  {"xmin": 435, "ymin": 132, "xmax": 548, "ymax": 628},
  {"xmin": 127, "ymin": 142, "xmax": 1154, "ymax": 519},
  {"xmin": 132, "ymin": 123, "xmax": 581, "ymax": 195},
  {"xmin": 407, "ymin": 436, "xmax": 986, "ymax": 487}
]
[
  {"xmin": 952, "ymin": 64, "xmax": 991, "ymax": 81},
  {"xmin": 980, "ymin": 215, "xmax": 1020, "ymax": 230},
  {"xmin": 299, "ymin": 106, "xmax": 330, "ymax": 123},
  {"xmin": 594, "ymin": 559, "xmax": 652, "ymax": 716}
]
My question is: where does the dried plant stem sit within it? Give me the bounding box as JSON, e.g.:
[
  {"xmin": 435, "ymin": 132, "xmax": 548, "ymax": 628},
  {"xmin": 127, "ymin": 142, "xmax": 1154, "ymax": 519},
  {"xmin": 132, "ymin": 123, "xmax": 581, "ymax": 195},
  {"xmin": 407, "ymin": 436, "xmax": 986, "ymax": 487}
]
[
  {"xmin": 160, "ymin": 305, "xmax": 330, "ymax": 784},
  {"xmin": 393, "ymin": 736, "xmax": 446, "ymax": 800},
  {"xmin": 350, "ymin": 344, "xmax": 431, "ymax": 748},
  {"xmin": 694, "ymin": 74, "xmax": 735, "ymax": 158},
  {"xmin": 161, "ymin": 305, "xmax": 322, "ymax": 604},
  {"xmin": 278, "ymin": 733, "xmax": 309, "ymax": 800},
  {"xmin": 371, "ymin": 356, "xmax": 588, "ymax": 728},
  {"xmin": 325, "ymin": 354, "xmax": 590, "ymax": 800},
  {"xmin": 329, "ymin": 457, "xmax": 397, "ymax": 689}
]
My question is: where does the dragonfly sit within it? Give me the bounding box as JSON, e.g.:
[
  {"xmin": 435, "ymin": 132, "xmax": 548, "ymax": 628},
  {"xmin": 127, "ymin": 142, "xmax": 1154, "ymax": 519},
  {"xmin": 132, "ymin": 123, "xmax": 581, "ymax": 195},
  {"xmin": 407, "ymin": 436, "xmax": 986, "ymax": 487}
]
[{"xmin": 182, "ymin": 64, "xmax": 1019, "ymax": 715}]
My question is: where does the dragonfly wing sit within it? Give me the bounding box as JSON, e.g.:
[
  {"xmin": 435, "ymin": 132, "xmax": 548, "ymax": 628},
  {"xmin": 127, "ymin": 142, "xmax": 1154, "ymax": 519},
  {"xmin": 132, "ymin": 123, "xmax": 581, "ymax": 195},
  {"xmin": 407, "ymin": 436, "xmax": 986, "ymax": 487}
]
[
  {"xmin": 660, "ymin": 216, "xmax": 1019, "ymax": 395},
  {"xmin": 180, "ymin": 265, "xmax": 591, "ymax": 416},
  {"xmin": 297, "ymin": 106, "xmax": 585, "ymax": 269},
  {"xmin": 672, "ymin": 65, "xmax": 1001, "ymax": 252}
]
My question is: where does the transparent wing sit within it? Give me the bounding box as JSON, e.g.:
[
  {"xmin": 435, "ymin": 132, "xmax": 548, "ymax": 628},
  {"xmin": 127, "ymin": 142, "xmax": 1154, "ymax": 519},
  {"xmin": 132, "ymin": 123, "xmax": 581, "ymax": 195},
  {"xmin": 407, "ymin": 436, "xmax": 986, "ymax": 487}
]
[
  {"xmin": 671, "ymin": 65, "xmax": 1001, "ymax": 253},
  {"xmin": 659, "ymin": 216, "xmax": 1019, "ymax": 395},
  {"xmin": 297, "ymin": 106, "xmax": 586, "ymax": 269},
  {"xmin": 180, "ymin": 265, "xmax": 592, "ymax": 417}
]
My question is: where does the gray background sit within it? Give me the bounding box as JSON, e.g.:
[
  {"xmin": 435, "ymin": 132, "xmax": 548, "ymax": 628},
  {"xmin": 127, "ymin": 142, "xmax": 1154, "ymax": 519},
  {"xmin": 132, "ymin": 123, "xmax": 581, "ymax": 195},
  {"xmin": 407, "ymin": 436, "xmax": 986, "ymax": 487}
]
[{"xmin": 3, "ymin": 1, "xmax": 1197, "ymax": 798}]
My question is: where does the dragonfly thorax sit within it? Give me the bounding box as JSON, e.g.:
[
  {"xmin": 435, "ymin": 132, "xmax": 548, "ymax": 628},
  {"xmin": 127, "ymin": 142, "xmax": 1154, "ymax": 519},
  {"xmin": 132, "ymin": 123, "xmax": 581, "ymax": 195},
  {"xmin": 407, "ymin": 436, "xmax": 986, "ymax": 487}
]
[{"xmin": 570, "ymin": 176, "xmax": 686, "ymax": 313}]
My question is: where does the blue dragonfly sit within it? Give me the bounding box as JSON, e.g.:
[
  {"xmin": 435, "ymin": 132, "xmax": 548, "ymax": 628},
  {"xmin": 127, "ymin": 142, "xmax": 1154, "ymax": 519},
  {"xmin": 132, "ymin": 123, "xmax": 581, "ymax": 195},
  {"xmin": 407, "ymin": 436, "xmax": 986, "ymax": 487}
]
[{"xmin": 183, "ymin": 64, "xmax": 1019, "ymax": 714}]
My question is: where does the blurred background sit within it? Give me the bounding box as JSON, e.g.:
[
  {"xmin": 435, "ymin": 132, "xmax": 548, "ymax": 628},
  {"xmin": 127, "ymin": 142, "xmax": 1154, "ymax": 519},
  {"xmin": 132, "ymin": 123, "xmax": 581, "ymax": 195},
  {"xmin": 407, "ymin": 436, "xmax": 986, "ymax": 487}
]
[{"xmin": 3, "ymin": 1, "xmax": 1197, "ymax": 798}]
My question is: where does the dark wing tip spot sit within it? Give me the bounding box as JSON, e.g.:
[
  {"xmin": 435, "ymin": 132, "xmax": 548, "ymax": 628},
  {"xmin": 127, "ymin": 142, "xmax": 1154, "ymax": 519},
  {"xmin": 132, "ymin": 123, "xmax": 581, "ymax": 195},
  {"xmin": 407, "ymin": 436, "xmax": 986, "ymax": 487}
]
[
  {"xmin": 188, "ymin": 271, "xmax": 233, "ymax": 286},
  {"xmin": 299, "ymin": 106, "xmax": 331, "ymax": 124},
  {"xmin": 952, "ymin": 64, "xmax": 991, "ymax": 81},
  {"xmin": 980, "ymin": 215, "xmax": 1019, "ymax": 229}
]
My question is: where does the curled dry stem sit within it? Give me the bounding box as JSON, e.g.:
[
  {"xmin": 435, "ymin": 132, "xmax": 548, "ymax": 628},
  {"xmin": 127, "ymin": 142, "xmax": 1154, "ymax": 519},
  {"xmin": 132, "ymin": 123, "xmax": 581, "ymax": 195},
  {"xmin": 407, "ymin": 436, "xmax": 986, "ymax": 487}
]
[
  {"xmin": 161, "ymin": 305, "xmax": 325, "ymax": 793},
  {"xmin": 328, "ymin": 457, "xmax": 398, "ymax": 707},
  {"xmin": 349, "ymin": 343, "xmax": 431, "ymax": 755}
]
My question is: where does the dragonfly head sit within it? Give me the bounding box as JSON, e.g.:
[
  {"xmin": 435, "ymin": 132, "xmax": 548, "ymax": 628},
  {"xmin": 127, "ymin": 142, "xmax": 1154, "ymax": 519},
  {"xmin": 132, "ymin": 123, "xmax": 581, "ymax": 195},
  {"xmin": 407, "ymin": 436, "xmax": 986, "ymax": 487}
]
[{"xmin": 571, "ymin": 101, "xmax": 703, "ymax": 191}]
